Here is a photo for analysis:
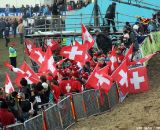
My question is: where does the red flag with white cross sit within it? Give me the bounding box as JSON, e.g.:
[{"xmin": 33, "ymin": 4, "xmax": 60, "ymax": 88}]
[
  {"xmin": 5, "ymin": 73, "xmax": 14, "ymax": 94},
  {"xmin": 14, "ymin": 61, "xmax": 39, "ymax": 86},
  {"xmin": 111, "ymin": 60, "xmax": 129, "ymax": 95},
  {"xmin": 81, "ymin": 24, "xmax": 94, "ymax": 49},
  {"xmin": 108, "ymin": 46, "xmax": 118, "ymax": 73},
  {"xmin": 29, "ymin": 48, "xmax": 45, "ymax": 66},
  {"xmin": 45, "ymin": 39, "xmax": 60, "ymax": 51},
  {"xmin": 128, "ymin": 66, "xmax": 149, "ymax": 93},
  {"xmin": 39, "ymin": 47, "xmax": 57, "ymax": 75},
  {"xmin": 129, "ymin": 53, "xmax": 156, "ymax": 66},
  {"xmin": 24, "ymin": 39, "xmax": 36, "ymax": 55},
  {"xmin": 60, "ymin": 44, "xmax": 87, "ymax": 63},
  {"xmin": 123, "ymin": 44, "xmax": 133, "ymax": 65},
  {"xmin": 86, "ymin": 65, "xmax": 113, "ymax": 94}
]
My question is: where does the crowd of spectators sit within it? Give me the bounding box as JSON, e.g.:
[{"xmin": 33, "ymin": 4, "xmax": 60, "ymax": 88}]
[
  {"xmin": 0, "ymin": 1, "xmax": 160, "ymax": 128},
  {"xmin": 0, "ymin": 17, "xmax": 157, "ymax": 127},
  {"xmin": 2, "ymin": 1, "xmax": 91, "ymax": 17}
]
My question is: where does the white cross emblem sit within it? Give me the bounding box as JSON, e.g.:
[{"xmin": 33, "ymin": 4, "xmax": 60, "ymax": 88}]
[
  {"xmin": 48, "ymin": 56, "xmax": 55, "ymax": 73},
  {"xmin": 5, "ymin": 80, "xmax": 14, "ymax": 94},
  {"xmin": 130, "ymin": 71, "xmax": 144, "ymax": 89},
  {"xmin": 84, "ymin": 30, "xmax": 93, "ymax": 43},
  {"xmin": 66, "ymin": 83, "xmax": 71, "ymax": 92},
  {"xmin": 110, "ymin": 56, "xmax": 117, "ymax": 71},
  {"xmin": 64, "ymin": 46, "xmax": 83, "ymax": 60},
  {"xmin": 25, "ymin": 71, "xmax": 33, "ymax": 84},
  {"xmin": 95, "ymin": 73, "xmax": 110, "ymax": 87},
  {"xmin": 35, "ymin": 51, "xmax": 45, "ymax": 64},
  {"xmin": 119, "ymin": 70, "xmax": 128, "ymax": 87}
]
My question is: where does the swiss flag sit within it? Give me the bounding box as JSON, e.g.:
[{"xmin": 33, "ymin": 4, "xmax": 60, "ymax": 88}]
[
  {"xmin": 4, "ymin": 61, "xmax": 25, "ymax": 74},
  {"xmin": 129, "ymin": 53, "xmax": 156, "ymax": 66},
  {"xmin": 108, "ymin": 46, "xmax": 118, "ymax": 73},
  {"xmin": 81, "ymin": 24, "xmax": 94, "ymax": 49},
  {"xmin": 123, "ymin": 44, "xmax": 133, "ymax": 65},
  {"xmin": 29, "ymin": 48, "xmax": 45, "ymax": 66},
  {"xmin": 60, "ymin": 44, "xmax": 87, "ymax": 63},
  {"xmin": 86, "ymin": 65, "xmax": 113, "ymax": 94},
  {"xmin": 24, "ymin": 39, "xmax": 36, "ymax": 55},
  {"xmin": 128, "ymin": 66, "xmax": 149, "ymax": 93},
  {"xmin": 39, "ymin": 47, "xmax": 57, "ymax": 75},
  {"xmin": 5, "ymin": 73, "xmax": 14, "ymax": 94},
  {"xmin": 15, "ymin": 61, "xmax": 39, "ymax": 86},
  {"xmin": 112, "ymin": 60, "xmax": 129, "ymax": 95},
  {"xmin": 45, "ymin": 38, "xmax": 60, "ymax": 51},
  {"xmin": 74, "ymin": 40, "xmax": 92, "ymax": 65}
]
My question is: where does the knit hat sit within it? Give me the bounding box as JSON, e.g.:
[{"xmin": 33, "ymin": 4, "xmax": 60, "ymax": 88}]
[{"xmin": 42, "ymin": 82, "xmax": 48, "ymax": 89}]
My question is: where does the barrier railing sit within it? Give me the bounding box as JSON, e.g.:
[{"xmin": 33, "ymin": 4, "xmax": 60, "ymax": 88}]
[{"xmin": 1, "ymin": 83, "xmax": 119, "ymax": 130}]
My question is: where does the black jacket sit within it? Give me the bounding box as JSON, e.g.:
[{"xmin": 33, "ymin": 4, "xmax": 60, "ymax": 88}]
[{"xmin": 96, "ymin": 33, "xmax": 112, "ymax": 53}]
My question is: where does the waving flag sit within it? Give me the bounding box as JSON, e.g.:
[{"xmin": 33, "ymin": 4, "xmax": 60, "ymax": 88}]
[
  {"xmin": 82, "ymin": 24, "xmax": 94, "ymax": 49},
  {"xmin": 60, "ymin": 44, "xmax": 87, "ymax": 63},
  {"xmin": 128, "ymin": 66, "xmax": 149, "ymax": 93},
  {"xmin": 24, "ymin": 39, "xmax": 36, "ymax": 55},
  {"xmin": 39, "ymin": 47, "xmax": 57, "ymax": 75},
  {"xmin": 14, "ymin": 61, "xmax": 39, "ymax": 86},
  {"xmin": 112, "ymin": 60, "xmax": 129, "ymax": 95},
  {"xmin": 5, "ymin": 73, "xmax": 14, "ymax": 94},
  {"xmin": 29, "ymin": 48, "xmax": 45, "ymax": 66}
]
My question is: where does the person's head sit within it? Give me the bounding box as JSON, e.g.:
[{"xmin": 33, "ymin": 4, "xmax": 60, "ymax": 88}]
[
  {"xmin": 36, "ymin": 82, "xmax": 44, "ymax": 94},
  {"xmin": 95, "ymin": 30, "xmax": 100, "ymax": 36},
  {"xmin": 20, "ymin": 78, "xmax": 28, "ymax": 87},
  {"xmin": 40, "ymin": 75, "xmax": 47, "ymax": 83},
  {"xmin": 126, "ymin": 22, "xmax": 130, "ymax": 25},
  {"xmin": 42, "ymin": 82, "xmax": 49, "ymax": 92},
  {"xmin": 112, "ymin": 2, "xmax": 116, "ymax": 6}
]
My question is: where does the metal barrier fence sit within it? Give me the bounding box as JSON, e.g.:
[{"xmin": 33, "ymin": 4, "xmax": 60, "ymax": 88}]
[
  {"xmin": 45, "ymin": 105, "xmax": 63, "ymax": 130},
  {"xmin": 24, "ymin": 114, "xmax": 44, "ymax": 130},
  {"xmin": 2, "ymin": 83, "xmax": 119, "ymax": 130},
  {"xmin": 6, "ymin": 123, "xmax": 25, "ymax": 130},
  {"xmin": 57, "ymin": 96, "xmax": 75, "ymax": 129}
]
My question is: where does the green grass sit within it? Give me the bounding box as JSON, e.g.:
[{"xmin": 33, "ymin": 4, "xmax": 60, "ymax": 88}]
[{"xmin": 0, "ymin": 37, "xmax": 30, "ymax": 88}]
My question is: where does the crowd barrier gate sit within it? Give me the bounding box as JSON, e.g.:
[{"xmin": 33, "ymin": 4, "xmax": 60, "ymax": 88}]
[
  {"xmin": 24, "ymin": 114, "xmax": 44, "ymax": 130},
  {"xmin": 45, "ymin": 104, "xmax": 63, "ymax": 130},
  {"xmin": 2, "ymin": 83, "xmax": 120, "ymax": 130},
  {"xmin": 72, "ymin": 92, "xmax": 87, "ymax": 120},
  {"xmin": 108, "ymin": 83, "xmax": 119, "ymax": 108},
  {"xmin": 57, "ymin": 96, "xmax": 75, "ymax": 129},
  {"xmin": 83, "ymin": 89, "xmax": 100, "ymax": 117}
]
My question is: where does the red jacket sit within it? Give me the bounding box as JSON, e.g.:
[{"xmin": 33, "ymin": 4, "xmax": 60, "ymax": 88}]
[
  {"xmin": 59, "ymin": 80, "xmax": 73, "ymax": 95},
  {"xmin": 71, "ymin": 80, "xmax": 83, "ymax": 93},
  {"xmin": 0, "ymin": 108, "xmax": 15, "ymax": 126},
  {"xmin": 51, "ymin": 85, "xmax": 61, "ymax": 103}
]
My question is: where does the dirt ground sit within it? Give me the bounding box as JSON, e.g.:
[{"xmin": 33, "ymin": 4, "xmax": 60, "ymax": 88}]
[
  {"xmin": 1, "ymin": 38, "xmax": 160, "ymax": 130},
  {"xmin": 69, "ymin": 54, "xmax": 160, "ymax": 130}
]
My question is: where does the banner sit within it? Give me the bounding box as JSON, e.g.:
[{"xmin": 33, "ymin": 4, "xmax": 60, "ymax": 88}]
[{"xmin": 140, "ymin": 32, "xmax": 160, "ymax": 58}]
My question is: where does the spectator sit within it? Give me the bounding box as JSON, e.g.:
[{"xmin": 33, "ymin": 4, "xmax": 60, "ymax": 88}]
[
  {"xmin": 52, "ymin": 2, "xmax": 59, "ymax": 15},
  {"xmin": 95, "ymin": 30, "xmax": 112, "ymax": 54},
  {"xmin": 17, "ymin": 19, "xmax": 24, "ymax": 44},
  {"xmin": 12, "ymin": 18, "xmax": 18, "ymax": 37},
  {"xmin": 20, "ymin": 78, "xmax": 31, "ymax": 99},
  {"xmin": 105, "ymin": 2, "xmax": 117, "ymax": 32},
  {"xmin": 4, "ymin": 19, "xmax": 10, "ymax": 47},
  {"xmin": 0, "ymin": 98, "xmax": 15, "ymax": 127},
  {"xmin": 18, "ymin": 92, "xmax": 31, "ymax": 121},
  {"xmin": 5, "ymin": 4, "xmax": 10, "ymax": 16},
  {"xmin": 12, "ymin": 5, "xmax": 16, "ymax": 13}
]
